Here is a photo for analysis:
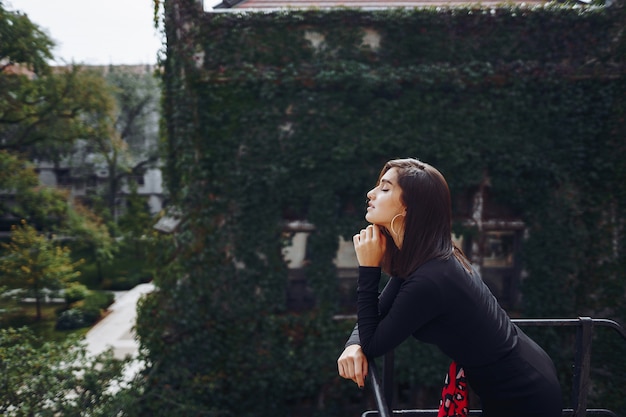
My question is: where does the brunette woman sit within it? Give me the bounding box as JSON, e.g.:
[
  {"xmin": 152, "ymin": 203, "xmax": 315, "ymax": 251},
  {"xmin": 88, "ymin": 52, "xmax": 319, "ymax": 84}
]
[{"xmin": 337, "ymin": 158, "xmax": 562, "ymax": 417}]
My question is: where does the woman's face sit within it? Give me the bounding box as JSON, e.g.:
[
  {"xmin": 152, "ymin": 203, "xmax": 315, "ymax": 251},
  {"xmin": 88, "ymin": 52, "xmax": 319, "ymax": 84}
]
[{"xmin": 365, "ymin": 167, "xmax": 406, "ymax": 228}]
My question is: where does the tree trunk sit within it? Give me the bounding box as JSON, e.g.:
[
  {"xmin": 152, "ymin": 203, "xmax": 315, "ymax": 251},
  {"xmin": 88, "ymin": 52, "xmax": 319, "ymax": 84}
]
[
  {"xmin": 97, "ymin": 258, "xmax": 103, "ymax": 284},
  {"xmin": 35, "ymin": 293, "xmax": 43, "ymax": 321},
  {"xmin": 108, "ymin": 173, "xmax": 118, "ymax": 224}
]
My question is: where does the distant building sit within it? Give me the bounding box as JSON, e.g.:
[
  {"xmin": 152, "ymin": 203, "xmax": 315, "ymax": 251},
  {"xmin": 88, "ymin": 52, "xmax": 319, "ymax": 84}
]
[{"xmin": 35, "ymin": 159, "xmax": 164, "ymax": 217}]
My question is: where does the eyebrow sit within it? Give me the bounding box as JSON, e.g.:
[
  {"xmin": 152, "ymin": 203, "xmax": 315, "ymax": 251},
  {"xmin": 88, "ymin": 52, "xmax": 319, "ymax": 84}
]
[{"xmin": 380, "ymin": 178, "xmax": 394, "ymax": 186}]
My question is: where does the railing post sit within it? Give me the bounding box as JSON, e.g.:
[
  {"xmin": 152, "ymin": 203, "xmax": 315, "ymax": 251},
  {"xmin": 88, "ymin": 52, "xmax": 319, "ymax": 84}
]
[
  {"xmin": 572, "ymin": 316, "xmax": 593, "ymax": 417},
  {"xmin": 368, "ymin": 359, "xmax": 392, "ymax": 417},
  {"xmin": 383, "ymin": 350, "xmax": 394, "ymax": 410}
]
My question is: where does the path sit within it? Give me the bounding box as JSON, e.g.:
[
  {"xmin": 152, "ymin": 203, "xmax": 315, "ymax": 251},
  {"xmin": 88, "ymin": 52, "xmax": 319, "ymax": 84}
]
[{"xmin": 84, "ymin": 282, "xmax": 155, "ymax": 360}]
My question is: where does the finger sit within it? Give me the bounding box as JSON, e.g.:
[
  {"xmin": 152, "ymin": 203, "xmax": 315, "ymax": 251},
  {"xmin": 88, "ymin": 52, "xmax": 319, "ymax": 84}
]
[
  {"xmin": 354, "ymin": 358, "xmax": 365, "ymax": 388},
  {"xmin": 355, "ymin": 373, "xmax": 364, "ymax": 388},
  {"xmin": 370, "ymin": 224, "xmax": 380, "ymax": 242},
  {"xmin": 372, "ymin": 224, "xmax": 385, "ymax": 247},
  {"xmin": 338, "ymin": 357, "xmax": 351, "ymax": 377},
  {"xmin": 359, "ymin": 229, "xmax": 369, "ymax": 245},
  {"xmin": 362, "ymin": 357, "xmax": 369, "ymax": 381},
  {"xmin": 341, "ymin": 358, "xmax": 355, "ymax": 379}
]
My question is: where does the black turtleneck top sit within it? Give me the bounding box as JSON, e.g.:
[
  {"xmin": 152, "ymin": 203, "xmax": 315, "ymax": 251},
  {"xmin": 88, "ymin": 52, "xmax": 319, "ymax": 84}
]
[
  {"xmin": 346, "ymin": 257, "xmax": 516, "ymax": 366},
  {"xmin": 345, "ymin": 256, "xmax": 563, "ymax": 416}
]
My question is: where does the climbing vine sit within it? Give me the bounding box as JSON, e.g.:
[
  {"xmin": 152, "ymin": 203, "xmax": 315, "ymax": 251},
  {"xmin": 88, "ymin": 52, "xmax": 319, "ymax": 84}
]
[{"xmin": 135, "ymin": 0, "xmax": 626, "ymax": 415}]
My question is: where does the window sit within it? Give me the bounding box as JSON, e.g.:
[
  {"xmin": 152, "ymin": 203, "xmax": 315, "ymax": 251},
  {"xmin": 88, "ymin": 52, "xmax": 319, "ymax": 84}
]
[{"xmin": 483, "ymin": 231, "xmax": 516, "ymax": 268}]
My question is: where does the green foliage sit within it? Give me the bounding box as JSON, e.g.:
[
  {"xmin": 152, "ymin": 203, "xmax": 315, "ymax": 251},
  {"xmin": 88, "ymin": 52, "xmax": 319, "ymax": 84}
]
[
  {"xmin": 1, "ymin": 63, "xmax": 117, "ymax": 159},
  {"xmin": 0, "ymin": 3, "xmax": 53, "ymax": 74},
  {"xmin": 55, "ymin": 290, "xmax": 114, "ymax": 330},
  {"xmin": 0, "ymin": 151, "xmax": 71, "ymax": 231},
  {"xmin": 73, "ymin": 236, "xmax": 156, "ymax": 291},
  {"xmin": 64, "ymin": 282, "xmax": 90, "ymax": 305},
  {"xmin": 13, "ymin": 186, "xmax": 71, "ymax": 230},
  {"xmin": 137, "ymin": 0, "xmax": 626, "ymax": 415},
  {"xmin": 82, "ymin": 290, "xmax": 115, "ymax": 314},
  {"xmin": 0, "ymin": 327, "xmax": 136, "ymax": 417},
  {"xmin": 0, "ymin": 150, "xmax": 38, "ymax": 191},
  {"xmin": 0, "ymin": 221, "xmax": 83, "ymax": 320},
  {"xmin": 100, "ymin": 252, "xmax": 153, "ymax": 290},
  {"xmin": 65, "ymin": 201, "xmax": 117, "ymax": 285},
  {"xmin": 118, "ymin": 181, "xmax": 156, "ymax": 257},
  {"xmin": 55, "ymin": 308, "xmax": 87, "ymax": 330}
]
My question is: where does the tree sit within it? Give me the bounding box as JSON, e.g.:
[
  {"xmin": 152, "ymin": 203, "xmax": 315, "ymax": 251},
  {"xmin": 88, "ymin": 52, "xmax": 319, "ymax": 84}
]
[
  {"xmin": 1, "ymin": 65, "xmax": 116, "ymax": 160},
  {"xmin": 1, "ymin": 4, "xmax": 117, "ymax": 159},
  {"xmin": 0, "ymin": 2, "xmax": 119, "ymax": 234},
  {"xmin": 0, "ymin": 221, "xmax": 82, "ymax": 320},
  {"xmin": 0, "ymin": 2, "xmax": 121, "ymax": 245},
  {"xmin": 65, "ymin": 201, "xmax": 116, "ymax": 285},
  {"xmin": 81, "ymin": 67, "xmax": 161, "ymax": 227},
  {"xmin": 2, "ymin": 3, "xmax": 160, "ymax": 239}
]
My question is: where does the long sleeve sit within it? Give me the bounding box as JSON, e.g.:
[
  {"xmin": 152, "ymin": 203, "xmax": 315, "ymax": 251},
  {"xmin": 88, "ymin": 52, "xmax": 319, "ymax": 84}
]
[
  {"xmin": 345, "ymin": 267, "xmax": 401, "ymax": 347},
  {"xmin": 345, "ymin": 323, "xmax": 361, "ymax": 347},
  {"xmin": 357, "ymin": 266, "xmax": 445, "ymax": 358}
]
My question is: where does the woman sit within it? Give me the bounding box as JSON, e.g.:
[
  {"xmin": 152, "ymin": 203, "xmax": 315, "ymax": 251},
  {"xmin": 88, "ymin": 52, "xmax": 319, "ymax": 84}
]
[{"xmin": 337, "ymin": 158, "xmax": 562, "ymax": 416}]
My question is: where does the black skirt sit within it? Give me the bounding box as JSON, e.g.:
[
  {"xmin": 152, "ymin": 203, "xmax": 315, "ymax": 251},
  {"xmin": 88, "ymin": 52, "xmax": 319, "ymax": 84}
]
[{"xmin": 464, "ymin": 327, "xmax": 563, "ymax": 417}]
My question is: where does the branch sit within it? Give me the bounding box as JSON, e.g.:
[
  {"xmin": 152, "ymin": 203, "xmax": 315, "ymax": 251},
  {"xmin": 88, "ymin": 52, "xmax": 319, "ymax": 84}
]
[
  {"xmin": 113, "ymin": 155, "xmax": 160, "ymax": 182},
  {"xmin": 118, "ymin": 95, "xmax": 153, "ymax": 140}
]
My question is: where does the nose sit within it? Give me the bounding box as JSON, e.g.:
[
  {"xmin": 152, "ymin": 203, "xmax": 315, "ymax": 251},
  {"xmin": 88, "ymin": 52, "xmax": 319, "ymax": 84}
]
[{"xmin": 367, "ymin": 188, "xmax": 376, "ymax": 200}]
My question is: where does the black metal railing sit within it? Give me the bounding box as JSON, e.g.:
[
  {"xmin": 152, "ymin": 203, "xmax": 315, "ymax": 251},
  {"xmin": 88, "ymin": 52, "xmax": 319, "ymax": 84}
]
[{"xmin": 361, "ymin": 317, "xmax": 626, "ymax": 417}]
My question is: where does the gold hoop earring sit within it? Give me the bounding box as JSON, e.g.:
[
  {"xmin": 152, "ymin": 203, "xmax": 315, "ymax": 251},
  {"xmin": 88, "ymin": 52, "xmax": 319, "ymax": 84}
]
[{"xmin": 390, "ymin": 213, "xmax": 405, "ymax": 236}]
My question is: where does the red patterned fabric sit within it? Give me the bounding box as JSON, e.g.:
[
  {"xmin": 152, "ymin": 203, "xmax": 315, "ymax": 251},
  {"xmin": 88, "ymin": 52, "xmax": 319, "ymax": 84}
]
[{"xmin": 438, "ymin": 361, "xmax": 469, "ymax": 417}]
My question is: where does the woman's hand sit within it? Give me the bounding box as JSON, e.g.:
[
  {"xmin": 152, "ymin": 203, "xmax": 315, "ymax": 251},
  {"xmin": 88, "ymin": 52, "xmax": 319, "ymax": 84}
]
[
  {"xmin": 353, "ymin": 224, "xmax": 386, "ymax": 267},
  {"xmin": 337, "ymin": 344, "xmax": 368, "ymax": 388}
]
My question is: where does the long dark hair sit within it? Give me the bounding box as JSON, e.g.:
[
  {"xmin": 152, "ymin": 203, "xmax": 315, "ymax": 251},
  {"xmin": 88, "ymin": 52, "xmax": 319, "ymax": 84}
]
[{"xmin": 377, "ymin": 158, "xmax": 471, "ymax": 278}]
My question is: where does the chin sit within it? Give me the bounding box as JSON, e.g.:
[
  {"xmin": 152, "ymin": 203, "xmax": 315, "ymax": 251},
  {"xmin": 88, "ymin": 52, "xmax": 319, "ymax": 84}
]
[{"xmin": 366, "ymin": 218, "xmax": 382, "ymax": 227}]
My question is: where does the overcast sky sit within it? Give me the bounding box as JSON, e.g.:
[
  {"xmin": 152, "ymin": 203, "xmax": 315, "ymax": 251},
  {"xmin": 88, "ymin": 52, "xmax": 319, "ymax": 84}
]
[{"xmin": 7, "ymin": 0, "xmax": 165, "ymax": 66}]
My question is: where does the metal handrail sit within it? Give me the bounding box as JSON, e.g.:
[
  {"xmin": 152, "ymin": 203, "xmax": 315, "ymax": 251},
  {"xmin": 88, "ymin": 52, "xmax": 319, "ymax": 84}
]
[
  {"xmin": 512, "ymin": 318, "xmax": 626, "ymax": 341},
  {"xmin": 361, "ymin": 409, "xmax": 619, "ymax": 416},
  {"xmin": 362, "ymin": 317, "xmax": 626, "ymax": 417}
]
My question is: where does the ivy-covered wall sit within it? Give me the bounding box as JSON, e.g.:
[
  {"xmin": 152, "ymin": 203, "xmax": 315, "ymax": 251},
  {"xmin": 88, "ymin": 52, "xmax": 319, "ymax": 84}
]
[{"xmin": 136, "ymin": 0, "xmax": 626, "ymax": 415}]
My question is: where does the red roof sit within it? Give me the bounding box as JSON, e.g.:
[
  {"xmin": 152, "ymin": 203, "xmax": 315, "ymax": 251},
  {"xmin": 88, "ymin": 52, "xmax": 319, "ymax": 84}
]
[{"xmin": 214, "ymin": 0, "xmax": 548, "ymax": 9}]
